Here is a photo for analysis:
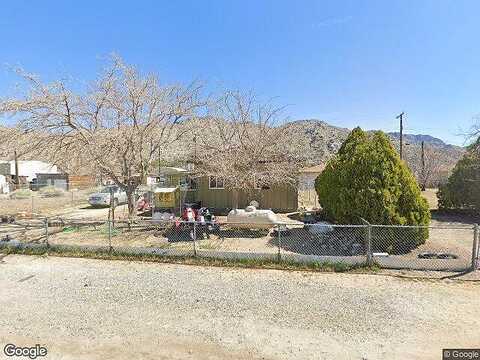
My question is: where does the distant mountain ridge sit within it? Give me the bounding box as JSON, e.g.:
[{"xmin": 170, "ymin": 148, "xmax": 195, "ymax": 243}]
[
  {"xmin": 283, "ymin": 119, "xmax": 464, "ymax": 185},
  {"xmin": 283, "ymin": 119, "xmax": 463, "ymax": 162},
  {"xmin": 0, "ymin": 119, "xmax": 465, "ymax": 186},
  {"xmin": 387, "ymin": 132, "xmax": 458, "ymax": 149}
]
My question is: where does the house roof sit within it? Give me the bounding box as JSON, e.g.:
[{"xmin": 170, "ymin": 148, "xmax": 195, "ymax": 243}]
[
  {"xmin": 153, "ymin": 187, "xmax": 178, "ymax": 193},
  {"xmin": 299, "ymin": 164, "xmax": 326, "ymax": 174},
  {"xmin": 148, "ymin": 167, "xmax": 189, "ymax": 176}
]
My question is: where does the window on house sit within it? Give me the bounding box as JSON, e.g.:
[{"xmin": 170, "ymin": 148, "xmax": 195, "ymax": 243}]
[{"xmin": 209, "ymin": 176, "xmax": 224, "ymax": 189}]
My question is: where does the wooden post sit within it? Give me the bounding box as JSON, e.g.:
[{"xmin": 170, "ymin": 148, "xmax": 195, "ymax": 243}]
[
  {"xmin": 421, "ymin": 141, "xmax": 426, "ymax": 191},
  {"xmin": 396, "ymin": 112, "xmax": 405, "ymax": 160}
]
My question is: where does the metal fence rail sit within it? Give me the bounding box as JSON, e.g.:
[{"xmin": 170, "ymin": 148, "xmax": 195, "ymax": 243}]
[{"xmin": 0, "ymin": 218, "xmax": 479, "ymax": 272}]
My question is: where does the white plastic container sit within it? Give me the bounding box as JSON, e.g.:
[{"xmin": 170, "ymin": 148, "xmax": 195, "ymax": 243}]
[{"xmin": 226, "ymin": 206, "xmax": 279, "ymax": 229}]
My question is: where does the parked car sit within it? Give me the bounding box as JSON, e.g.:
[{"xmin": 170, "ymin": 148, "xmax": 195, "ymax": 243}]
[{"xmin": 88, "ymin": 186, "xmax": 127, "ymax": 207}]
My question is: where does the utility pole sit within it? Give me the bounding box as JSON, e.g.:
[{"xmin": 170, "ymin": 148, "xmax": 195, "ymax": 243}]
[
  {"xmin": 14, "ymin": 149, "xmax": 19, "ymax": 189},
  {"xmin": 157, "ymin": 147, "xmax": 161, "ymax": 175},
  {"xmin": 193, "ymin": 134, "xmax": 197, "ymax": 165},
  {"xmin": 421, "ymin": 141, "xmax": 426, "ymax": 191},
  {"xmin": 396, "ymin": 112, "xmax": 405, "ymax": 160}
]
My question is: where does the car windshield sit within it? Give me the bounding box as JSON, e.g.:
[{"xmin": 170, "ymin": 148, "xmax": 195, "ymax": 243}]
[{"xmin": 99, "ymin": 186, "xmax": 118, "ymax": 194}]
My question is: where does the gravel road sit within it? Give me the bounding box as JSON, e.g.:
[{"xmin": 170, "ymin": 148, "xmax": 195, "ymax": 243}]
[{"xmin": 0, "ymin": 255, "xmax": 478, "ymax": 360}]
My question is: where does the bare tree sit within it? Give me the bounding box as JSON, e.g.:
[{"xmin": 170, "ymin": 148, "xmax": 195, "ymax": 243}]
[
  {"xmin": 0, "ymin": 56, "xmax": 204, "ymax": 217},
  {"xmin": 0, "ymin": 126, "xmax": 43, "ymax": 159},
  {"xmin": 418, "ymin": 146, "xmax": 444, "ymax": 190},
  {"xmin": 193, "ymin": 91, "xmax": 302, "ymax": 209},
  {"xmin": 406, "ymin": 145, "xmax": 445, "ymax": 190}
]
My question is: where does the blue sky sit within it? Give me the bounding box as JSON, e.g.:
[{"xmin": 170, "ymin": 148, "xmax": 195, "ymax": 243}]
[{"xmin": 1, "ymin": 0, "xmax": 479, "ymax": 145}]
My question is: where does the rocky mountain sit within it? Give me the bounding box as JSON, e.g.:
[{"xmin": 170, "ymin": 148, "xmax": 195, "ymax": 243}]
[
  {"xmin": 387, "ymin": 132, "xmax": 459, "ymax": 149},
  {"xmin": 283, "ymin": 119, "xmax": 462, "ymax": 159},
  {"xmin": 284, "ymin": 119, "xmax": 465, "ymax": 185},
  {"xmin": 281, "ymin": 119, "xmax": 350, "ymax": 164}
]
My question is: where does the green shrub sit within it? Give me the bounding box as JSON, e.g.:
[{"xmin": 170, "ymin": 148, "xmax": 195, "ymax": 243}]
[
  {"xmin": 315, "ymin": 127, "xmax": 430, "ymax": 253},
  {"xmin": 9, "ymin": 189, "xmax": 34, "ymax": 199},
  {"xmin": 437, "ymin": 151, "xmax": 480, "ymax": 210}
]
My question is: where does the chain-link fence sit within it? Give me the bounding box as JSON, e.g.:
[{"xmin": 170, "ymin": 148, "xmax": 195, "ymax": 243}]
[
  {"xmin": 0, "ymin": 186, "xmax": 100, "ymax": 216},
  {"xmin": 0, "ymin": 218, "xmax": 478, "ymax": 272},
  {"xmin": 370, "ymin": 225, "xmax": 476, "ymax": 271}
]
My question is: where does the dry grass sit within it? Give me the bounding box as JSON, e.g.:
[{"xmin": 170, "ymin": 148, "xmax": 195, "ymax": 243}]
[{"xmin": 0, "ymin": 188, "xmax": 94, "ymax": 216}]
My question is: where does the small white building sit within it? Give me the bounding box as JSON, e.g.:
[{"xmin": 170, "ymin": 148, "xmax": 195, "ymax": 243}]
[
  {"xmin": 0, "ymin": 175, "xmax": 9, "ymax": 194},
  {"xmin": 0, "ymin": 160, "xmax": 59, "ymax": 182}
]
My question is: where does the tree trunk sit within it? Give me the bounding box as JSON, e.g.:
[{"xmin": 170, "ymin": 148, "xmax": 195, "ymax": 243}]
[{"xmin": 126, "ymin": 187, "xmax": 136, "ymax": 219}]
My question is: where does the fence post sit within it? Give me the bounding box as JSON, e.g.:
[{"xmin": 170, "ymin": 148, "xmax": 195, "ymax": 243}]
[
  {"xmin": 363, "ymin": 221, "xmax": 372, "ymax": 266},
  {"xmin": 192, "ymin": 222, "xmax": 197, "ymax": 257},
  {"xmin": 277, "ymin": 224, "xmax": 282, "ymax": 262},
  {"xmin": 108, "ymin": 219, "xmax": 112, "ymax": 253},
  {"xmin": 472, "ymin": 223, "xmax": 478, "ymax": 271},
  {"xmin": 44, "ymin": 217, "xmax": 49, "ymax": 248},
  {"xmin": 367, "ymin": 224, "xmax": 373, "ymax": 266},
  {"xmin": 360, "ymin": 218, "xmax": 373, "ymax": 266}
]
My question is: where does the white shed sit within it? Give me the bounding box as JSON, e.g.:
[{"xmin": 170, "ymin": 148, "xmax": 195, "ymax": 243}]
[{"xmin": 0, "ymin": 160, "xmax": 59, "ymax": 182}]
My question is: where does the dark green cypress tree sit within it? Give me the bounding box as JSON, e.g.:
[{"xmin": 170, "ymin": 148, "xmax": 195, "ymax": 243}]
[{"xmin": 315, "ymin": 127, "xmax": 430, "ymax": 253}]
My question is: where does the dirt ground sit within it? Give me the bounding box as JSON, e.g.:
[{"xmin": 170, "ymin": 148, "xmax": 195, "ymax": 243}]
[
  {"xmin": 36, "ymin": 209, "xmax": 475, "ymax": 271},
  {"xmin": 1, "ymin": 188, "xmax": 478, "ymax": 271},
  {"xmin": 1, "ymin": 207, "xmax": 477, "ymax": 272},
  {"xmin": 0, "ymin": 186, "xmax": 440, "ymax": 216},
  {"xmin": 0, "ymin": 189, "xmax": 97, "ymax": 217},
  {"xmin": 0, "ymin": 255, "xmax": 478, "ymax": 360},
  {"xmin": 421, "ymin": 188, "xmax": 439, "ymax": 210}
]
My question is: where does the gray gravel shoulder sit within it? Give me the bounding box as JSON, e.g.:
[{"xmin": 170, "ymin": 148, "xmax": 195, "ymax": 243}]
[{"xmin": 0, "ymin": 255, "xmax": 478, "ymax": 360}]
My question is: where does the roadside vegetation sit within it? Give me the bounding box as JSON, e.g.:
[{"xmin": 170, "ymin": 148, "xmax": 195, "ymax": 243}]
[{"xmin": 0, "ymin": 245, "xmax": 379, "ymax": 273}]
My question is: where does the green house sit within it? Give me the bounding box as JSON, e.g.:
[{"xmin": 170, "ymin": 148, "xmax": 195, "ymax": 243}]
[
  {"xmin": 147, "ymin": 167, "xmax": 298, "ymax": 212},
  {"xmin": 194, "ymin": 176, "xmax": 297, "ymax": 212}
]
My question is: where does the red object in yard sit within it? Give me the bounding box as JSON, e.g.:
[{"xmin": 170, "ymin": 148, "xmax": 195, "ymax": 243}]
[
  {"xmin": 137, "ymin": 197, "xmax": 150, "ymax": 211},
  {"xmin": 182, "ymin": 207, "xmax": 197, "ymax": 222}
]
